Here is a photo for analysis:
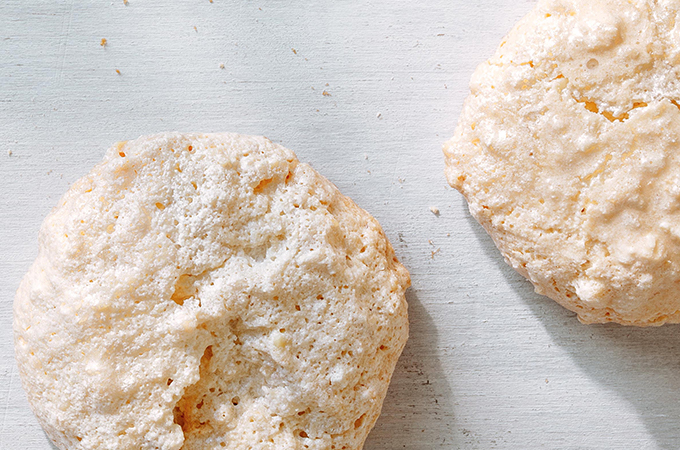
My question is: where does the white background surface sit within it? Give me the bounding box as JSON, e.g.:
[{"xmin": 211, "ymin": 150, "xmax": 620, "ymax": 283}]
[{"xmin": 2, "ymin": 1, "xmax": 680, "ymax": 449}]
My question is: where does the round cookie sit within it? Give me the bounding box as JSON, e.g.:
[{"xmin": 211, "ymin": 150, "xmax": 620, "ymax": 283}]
[
  {"xmin": 444, "ymin": 0, "xmax": 680, "ymax": 325},
  {"xmin": 14, "ymin": 133, "xmax": 409, "ymax": 449}
]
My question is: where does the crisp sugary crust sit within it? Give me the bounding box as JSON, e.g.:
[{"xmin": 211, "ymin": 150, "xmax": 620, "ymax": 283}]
[
  {"xmin": 14, "ymin": 133, "xmax": 409, "ymax": 449},
  {"xmin": 445, "ymin": 0, "xmax": 680, "ymax": 326}
]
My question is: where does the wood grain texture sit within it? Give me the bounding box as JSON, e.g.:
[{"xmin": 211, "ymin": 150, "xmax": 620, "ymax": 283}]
[{"xmin": 2, "ymin": 1, "xmax": 680, "ymax": 449}]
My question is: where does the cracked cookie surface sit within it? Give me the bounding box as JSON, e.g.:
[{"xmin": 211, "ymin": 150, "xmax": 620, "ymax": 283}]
[
  {"xmin": 14, "ymin": 132, "xmax": 409, "ymax": 449},
  {"xmin": 444, "ymin": 0, "xmax": 680, "ymax": 325}
]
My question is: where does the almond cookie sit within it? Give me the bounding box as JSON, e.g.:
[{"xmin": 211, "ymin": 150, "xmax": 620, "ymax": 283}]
[
  {"xmin": 14, "ymin": 133, "xmax": 409, "ymax": 449},
  {"xmin": 445, "ymin": 0, "xmax": 680, "ymax": 325}
]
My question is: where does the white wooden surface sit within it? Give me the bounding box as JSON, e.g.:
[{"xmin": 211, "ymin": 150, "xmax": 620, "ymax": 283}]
[{"xmin": 2, "ymin": 1, "xmax": 680, "ymax": 449}]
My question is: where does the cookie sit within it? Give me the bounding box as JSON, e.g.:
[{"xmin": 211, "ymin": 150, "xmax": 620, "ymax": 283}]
[
  {"xmin": 14, "ymin": 133, "xmax": 409, "ymax": 449},
  {"xmin": 444, "ymin": 0, "xmax": 680, "ymax": 325}
]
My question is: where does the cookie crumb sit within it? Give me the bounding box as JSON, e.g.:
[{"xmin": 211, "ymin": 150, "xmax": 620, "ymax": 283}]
[
  {"xmin": 322, "ymin": 91, "xmax": 331, "ymax": 97},
  {"xmin": 8, "ymin": 149, "xmax": 12, "ymax": 157},
  {"xmin": 100, "ymin": 38, "xmax": 107, "ymax": 47},
  {"xmin": 219, "ymin": 63, "xmax": 225, "ymax": 69},
  {"xmin": 292, "ymin": 48, "xmax": 297, "ymax": 55},
  {"xmin": 193, "ymin": 26, "xmax": 198, "ymax": 32},
  {"xmin": 377, "ymin": 112, "xmax": 382, "ymax": 119},
  {"xmin": 115, "ymin": 69, "xmax": 121, "ymax": 75},
  {"xmin": 123, "ymin": 0, "xmax": 128, "ymax": 4},
  {"xmin": 429, "ymin": 206, "xmax": 440, "ymax": 216}
]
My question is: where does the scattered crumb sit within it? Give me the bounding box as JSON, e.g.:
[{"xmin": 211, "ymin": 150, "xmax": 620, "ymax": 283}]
[
  {"xmin": 219, "ymin": 63, "xmax": 225, "ymax": 69},
  {"xmin": 209, "ymin": 0, "xmax": 213, "ymax": 2},
  {"xmin": 325, "ymin": 83, "xmax": 329, "ymax": 86},
  {"xmin": 8, "ymin": 150, "xmax": 12, "ymax": 157},
  {"xmin": 444, "ymin": 84, "xmax": 448, "ymax": 89},
  {"xmin": 428, "ymin": 240, "xmax": 441, "ymax": 259},
  {"xmin": 364, "ymin": 154, "xmax": 368, "ymax": 160},
  {"xmin": 291, "ymin": 48, "xmax": 297, "ymax": 55},
  {"xmin": 398, "ymin": 178, "xmax": 405, "ymax": 183},
  {"xmin": 322, "ymin": 91, "xmax": 331, "ymax": 97},
  {"xmin": 194, "ymin": 26, "xmax": 198, "ymax": 32},
  {"xmin": 115, "ymin": 69, "xmax": 121, "ymax": 75},
  {"xmin": 311, "ymin": 86, "xmax": 315, "ymax": 90},
  {"xmin": 123, "ymin": 0, "xmax": 128, "ymax": 4},
  {"xmin": 100, "ymin": 38, "xmax": 107, "ymax": 47},
  {"xmin": 429, "ymin": 206, "xmax": 440, "ymax": 216},
  {"xmin": 377, "ymin": 112, "xmax": 382, "ymax": 119},
  {"xmin": 545, "ymin": 379, "xmax": 549, "ymax": 384},
  {"xmin": 437, "ymin": 33, "xmax": 445, "ymax": 36}
]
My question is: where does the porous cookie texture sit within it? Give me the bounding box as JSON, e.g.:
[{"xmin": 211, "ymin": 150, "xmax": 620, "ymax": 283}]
[
  {"xmin": 444, "ymin": 0, "xmax": 680, "ymax": 326},
  {"xmin": 14, "ymin": 133, "xmax": 409, "ymax": 449}
]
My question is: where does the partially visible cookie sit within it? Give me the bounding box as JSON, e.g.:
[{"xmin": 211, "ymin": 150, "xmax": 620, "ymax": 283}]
[
  {"xmin": 445, "ymin": 0, "xmax": 680, "ymax": 325},
  {"xmin": 14, "ymin": 133, "xmax": 409, "ymax": 449}
]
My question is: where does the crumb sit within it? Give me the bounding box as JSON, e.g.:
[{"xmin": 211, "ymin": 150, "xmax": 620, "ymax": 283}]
[
  {"xmin": 123, "ymin": 0, "xmax": 128, "ymax": 4},
  {"xmin": 311, "ymin": 86, "xmax": 315, "ymax": 90},
  {"xmin": 398, "ymin": 178, "xmax": 405, "ymax": 183},
  {"xmin": 194, "ymin": 26, "xmax": 198, "ymax": 32},
  {"xmin": 292, "ymin": 48, "xmax": 297, "ymax": 55},
  {"xmin": 219, "ymin": 63, "xmax": 225, "ymax": 69},
  {"xmin": 431, "ymin": 248, "xmax": 441, "ymax": 259},
  {"xmin": 322, "ymin": 91, "xmax": 331, "ymax": 97},
  {"xmin": 377, "ymin": 112, "xmax": 382, "ymax": 119},
  {"xmin": 325, "ymin": 83, "xmax": 329, "ymax": 86},
  {"xmin": 429, "ymin": 206, "xmax": 440, "ymax": 216},
  {"xmin": 8, "ymin": 150, "xmax": 12, "ymax": 157},
  {"xmin": 364, "ymin": 154, "xmax": 368, "ymax": 160},
  {"xmin": 115, "ymin": 69, "xmax": 121, "ymax": 75},
  {"xmin": 100, "ymin": 38, "xmax": 107, "ymax": 47},
  {"xmin": 428, "ymin": 240, "xmax": 434, "ymax": 246},
  {"xmin": 437, "ymin": 33, "xmax": 445, "ymax": 36},
  {"xmin": 444, "ymin": 84, "xmax": 448, "ymax": 89}
]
